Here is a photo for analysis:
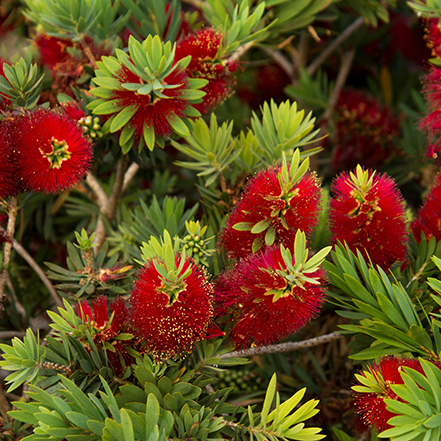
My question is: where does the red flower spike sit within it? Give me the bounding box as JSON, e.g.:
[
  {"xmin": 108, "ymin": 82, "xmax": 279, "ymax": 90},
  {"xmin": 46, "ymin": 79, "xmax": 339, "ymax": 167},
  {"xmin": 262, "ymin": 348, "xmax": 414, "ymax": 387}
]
[
  {"xmin": 215, "ymin": 235, "xmax": 329, "ymax": 349},
  {"xmin": 110, "ymin": 296, "xmax": 128, "ymax": 333},
  {"xmin": 35, "ymin": 34, "xmax": 73, "ymax": 68},
  {"xmin": 327, "ymin": 89, "xmax": 400, "ymax": 172},
  {"xmin": 219, "ymin": 152, "xmax": 321, "ymax": 260},
  {"xmin": 329, "ymin": 165, "xmax": 407, "ymax": 270},
  {"xmin": 77, "ymin": 300, "xmax": 93, "ymax": 323},
  {"xmin": 129, "ymin": 256, "xmax": 213, "ymax": 359},
  {"xmin": 353, "ymin": 356, "xmax": 427, "ymax": 433},
  {"xmin": 411, "ymin": 174, "xmax": 441, "ymax": 242},
  {"xmin": 111, "ymin": 66, "xmax": 188, "ymax": 140},
  {"xmin": 92, "ymin": 296, "xmax": 109, "ymax": 328},
  {"xmin": 0, "ymin": 122, "xmax": 21, "ymax": 199},
  {"xmin": 175, "ymin": 27, "xmax": 237, "ymax": 113},
  {"xmin": 10, "ymin": 109, "xmax": 93, "ymax": 194},
  {"xmin": 424, "ymin": 18, "xmax": 441, "ymax": 58}
]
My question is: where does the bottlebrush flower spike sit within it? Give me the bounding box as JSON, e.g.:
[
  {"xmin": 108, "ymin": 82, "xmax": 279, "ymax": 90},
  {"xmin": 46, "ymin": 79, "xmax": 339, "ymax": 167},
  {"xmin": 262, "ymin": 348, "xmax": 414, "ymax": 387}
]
[
  {"xmin": 424, "ymin": 18, "xmax": 441, "ymax": 58},
  {"xmin": 411, "ymin": 174, "xmax": 441, "ymax": 242},
  {"xmin": 175, "ymin": 27, "xmax": 237, "ymax": 114},
  {"xmin": 219, "ymin": 149, "xmax": 322, "ymax": 259},
  {"xmin": 215, "ymin": 230, "xmax": 330, "ymax": 348},
  {"xmin": 10, "ymin": 109, "xmax": 93, "ymax": 194},
  {"xmin": 327, "ymin": 89, "xmax": 400, "ymax": 172},
  {"xmin": 329, "ymin": 165, "xmax": 407, "ymax": 270},
  {"xmin": 77, "ymin": 296, "xmax": 136, "ymax": 376},
  {"xmin": 352, "ymin": 356, "xmax": 427, "ymax": 433},
  {"xmin": 88, "ymin": 35, "xmax": 207, "ymax": 152},
  {"xmin": 129, "ymin": 231, "xmax": 213, "ymax": 359},
  {"xmin": 0, "ymin": 122, "xmax": 21, "ymax": 198}
]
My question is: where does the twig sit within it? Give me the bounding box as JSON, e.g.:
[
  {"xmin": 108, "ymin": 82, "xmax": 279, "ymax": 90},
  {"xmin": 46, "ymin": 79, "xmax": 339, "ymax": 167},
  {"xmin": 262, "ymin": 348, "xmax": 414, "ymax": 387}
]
[
  {"xmin": 4, "ymin": 231, "xmax": 62, "ymax": 309},
  {"xmin": 0, "ymin": 331, "xmax": 26, "ymax": 339},
  {"xmin": 228, "ymin": 41, "xmax": 254, "ymax": 63},
  {"xmin": 219, "ymin": 332, "xmax": 343, "ymax": 359},
  {"xmin": 122, "ymin": 162, "xmax": 140, "ymax": 193},
  {"xmin": 86, "ymin": 172, "xmax": 108, "ymax": 208},
  {"xmin": 263, "ymin": 47, "xmax": 295, "ymax": 79},
  {"xmin": 307, "ymin": 16, "xmax": 365, "ymax": 76},
  {"xmin": 0, "ymin": 196, "xmax": 18, "ymax": 299},
  {"xmin": 322, "ymin": 49, "xmax": 355, "ymax": 120},
  {"xmin": 105, "ymin": 154, "xmax": 128, "ymax": 220}
]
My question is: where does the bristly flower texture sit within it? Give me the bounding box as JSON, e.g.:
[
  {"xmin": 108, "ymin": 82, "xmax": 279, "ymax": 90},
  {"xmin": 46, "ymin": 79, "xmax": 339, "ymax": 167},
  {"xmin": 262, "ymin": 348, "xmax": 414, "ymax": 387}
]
[
  {"xmin": 329, "ymin": 165, "xmax": 407, "ymax": 270},
  {"xmin": 0, "ymin": 121, "xmax": 21, "ymax": 199},
  {"xmin": 129, "ymin": 256, "xmax": 213, "ymax": 359},
  {"xmin": 353, "ymin": 356, "xmax": 426, "ymax": 433},
  {"xmin": 78, "ymin": 296, "xmax": 135, "ymax": 377},
  {"xmin": 419, "ymin": 66, "xmax": 441, "ymax": 160},
  {"xmin": 175, "ymin": 27, "xmax": 237, "ymax": 114},
  {"xmin": 219, "ymin": 154, "xmax": 321, "ymax": 260},
  {"xmin": 8, "ymin": 109, "xmax": 93, "ymax": 193},
  {"xmin": 89, "ymin": 35, "xmax": 206, "ymax": 151},
  {"xmin": 327, "ymin": 89, "xmax": 400, "ymax": 172},
  {"xmin": 411, "ymin": 173, "xmax": 441, "ymax": 242},
  {"xmin": 215, "ymin": 236, "xmax": 329, "ymax": 349},
  {"xmin": 424, "ymin": 18, "xmax": 441, "ymax": 58}
]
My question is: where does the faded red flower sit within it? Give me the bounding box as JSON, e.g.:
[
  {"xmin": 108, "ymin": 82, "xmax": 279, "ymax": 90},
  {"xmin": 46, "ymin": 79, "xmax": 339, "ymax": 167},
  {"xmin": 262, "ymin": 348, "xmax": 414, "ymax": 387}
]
[
  {"xmin": 111, "ymin": 66, "xmax": 189, "ymax": 140},
  {"xmin": 353, "ymin": 356, "xmax": 426, "ymax": 433},
  {"xmin": 215, "ymin": 244, "xmax": 327, "ymax": 349},
  {"xmin": 329, "ymin": 166, "xmax": 408, "ymax": 269},
  {"xmin": 219, "ymin": 164, "xmax": 321, "ymax": 260},
  {"xmin": 411, "ymin": 174, "xmax": 441, "ymax": 242},
  {"xmin": 35, "ymin": 34, "xmax": 73, "ymax": 68},
  {"xmin": 327, "ymin": 89, "xmax": 401, "ymax": 172},
  {"xmin": 129, "ymin": 256, "xmax": 213, "ymax": 359},
  {"xmin": 10, "ymin": 109, "xmax": 93, "ymax": 193},
  {"xmin": 78, "ymin": 296, "xmax": 135, "ymax": 376},
  {"xmin": 175, "ymin": 27, "xmax": 237, "ymax": 113}
]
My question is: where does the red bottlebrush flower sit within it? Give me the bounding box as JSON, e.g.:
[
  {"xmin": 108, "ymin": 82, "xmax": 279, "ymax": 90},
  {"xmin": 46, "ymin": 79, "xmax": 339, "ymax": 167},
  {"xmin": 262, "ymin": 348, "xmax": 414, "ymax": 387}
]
[
  {"xmin": 129, "ymin": 256, "xmax": 213, "ymax": 359},
  {"xmin": 0, "ymin": 122, "xmax": 21, "ymax": 198},
  {"xmin": 424, "ymin": 18, "xmax": 441, "ymax": 58},
  {"xmin": 327, "ymin": 89, "xmax": 401, "ymax": 173},
  {"xmin": 215, "ymin": 238, "xmax": 328, "ymax": 349},
  {"xmin": 35, "ymin": 34, "xmax": 73, "ymax": 68},
  {"xmin": 219, "ymin": 158, "xmax": 322, "ymax": 260},
  {"xmin": 10, "ymin": 109, "xmax": 93, "ymax": 194},
  {"xmin": 412, "ymin": 174, "xmax": 441, "ymax": 242},
  {"xmin": 419, "ymin": 67, "xmax": 441, "ymax": 157},
  {"xmin": 175, "ymin": 27, "xmax": 237, "ymax": 113},
  {"xmin": 77, "ymin": 296, "xmax": 135, "ymax": 376},
  {"xmin": 111, "ymin": 66, "xmax": 189, "ymax": 139},
  {"xmin": 329, "ymin": 165, "xmax": 408, "ymax": 269},
  {"xmin": 353, "ymin": 356, "xmax": 426, "ymax": 433}
]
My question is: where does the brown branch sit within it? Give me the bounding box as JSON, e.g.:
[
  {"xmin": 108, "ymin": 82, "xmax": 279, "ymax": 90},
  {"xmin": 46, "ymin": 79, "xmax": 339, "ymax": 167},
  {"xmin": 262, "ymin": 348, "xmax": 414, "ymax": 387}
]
[
  {"xmin": 0, "ymin": 331, "xmax": 26, "ymax": 339},
  {"xmin": 86, "ymin": 172, "xmax": 108, "ymax": 208},
  {"xmin": 0, "ymin": 196, "xmax": 18, "ymax": 299},
  {"xmin": 263, "ymin": 47, "xmax": 295, "ymax": 79},
  {"xmin": 322, "ymin": 49, "xmax": 355, "ymax": 120},
  {"xmin": 122, "ymin": 162, "xmax": 140, "ymax": 193},
  {"xmin": 1, "ymin": 229, "xmax": 62, "ymax": 309},
  {"xmin": 307, "ymin": 16, "xmax": 365, "ymax": 76},
  {"xmin": 228, "ymin": 41, "xmax": 254, "ymax": 63},
  {"xmin": 219, "ymin": 332, "xmax": 343, "ymax": 359}
]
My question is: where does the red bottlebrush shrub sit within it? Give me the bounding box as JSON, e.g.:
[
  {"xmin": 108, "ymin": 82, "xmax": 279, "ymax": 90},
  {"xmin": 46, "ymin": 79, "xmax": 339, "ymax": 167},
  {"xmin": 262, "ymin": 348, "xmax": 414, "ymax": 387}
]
[
  {"xmin": 175, "ymin": 27, "xmax": 237, "ymax": 114},
  {"xmin": 329, "ymin": 165, "xmax": 408, "ymax": 270},
  {"xmin": 411, "ymin": 174, "xmax": 441, "ymax": 242},
  {"xmin": 328, "ymin": 89, "xmax": 401, "ymax": 172},
  {"xmin": 9, "ymin": 109, "xmax": 93, "ymax": 193},
  {"xmin": 219, "ymin": 156, "xmax": 322, "ymax": 260},
  {"xmin": 129, "ymin": 256, "xmax": 213, "ymax": 359},
  {"xmin": 353, "ymin": 356, "xmax": 427, "ymax": 433},
  {"xmin": 78, "ymin": 296, "xmax": 135, "ymax": 377},
  {"xmin": 215, "ymin": 235, "xmax": 329, "ymax": 349}
]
